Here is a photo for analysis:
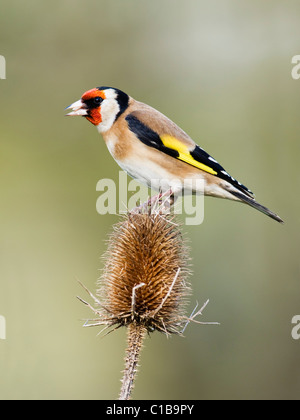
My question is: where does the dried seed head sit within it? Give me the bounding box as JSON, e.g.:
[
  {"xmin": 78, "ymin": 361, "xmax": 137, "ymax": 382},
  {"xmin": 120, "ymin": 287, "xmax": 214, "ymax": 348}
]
[
  {"xmin": 78, "ymin": 204, "xmax": 217, "ymax": 400},
  {"xmin": 96, "ymin": 210, "xmax": 191, "ymax": 335}
]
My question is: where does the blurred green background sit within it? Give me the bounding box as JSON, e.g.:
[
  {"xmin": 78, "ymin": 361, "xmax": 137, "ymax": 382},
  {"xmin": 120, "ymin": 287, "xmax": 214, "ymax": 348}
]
[{"xmin": 0, "ymin": 0, "xmax": 299, "ymax": 400}]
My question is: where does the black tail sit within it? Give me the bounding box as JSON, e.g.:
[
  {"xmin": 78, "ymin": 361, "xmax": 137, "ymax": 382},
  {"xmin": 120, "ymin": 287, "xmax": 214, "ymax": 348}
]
[{"xmin": 229, "ymin": 189, "xmax": 284, "ymax": 224}]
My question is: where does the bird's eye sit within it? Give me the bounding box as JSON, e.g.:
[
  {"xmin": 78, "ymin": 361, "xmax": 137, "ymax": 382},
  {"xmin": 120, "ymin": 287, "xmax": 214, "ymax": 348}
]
[{"xmin": 93, "ymin": 96, "xmax": 103, "ymax": 105}]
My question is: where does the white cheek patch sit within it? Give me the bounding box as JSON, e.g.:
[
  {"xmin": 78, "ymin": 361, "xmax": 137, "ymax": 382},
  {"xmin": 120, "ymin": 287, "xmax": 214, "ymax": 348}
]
[
  {"xmin": 97, "ymin": 99, "xmax": 120, "ymax": 133},
  {"xmin": 96, "ymin": 89, "xmax": 120, "ymax": 133}
]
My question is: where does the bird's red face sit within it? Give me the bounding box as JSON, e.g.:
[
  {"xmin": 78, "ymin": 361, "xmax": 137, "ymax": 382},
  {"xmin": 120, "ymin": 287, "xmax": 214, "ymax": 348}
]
[
  {"xmin": 66, "ymin": 86, "xmax": 129, "ymax": 133},
  {"xmin": 81, "ymin": 88, "xmax": 106, "ymax": 125},
  {"xmin": 66, "ymin": 88, "xmax": 105, "ymax": 126}
]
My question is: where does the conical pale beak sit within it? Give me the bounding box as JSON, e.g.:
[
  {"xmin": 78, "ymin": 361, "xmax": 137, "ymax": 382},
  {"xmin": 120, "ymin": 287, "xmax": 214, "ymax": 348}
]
[{"xmin": 65, "ymin": 99, "xmax": 88, "ymax": 116}]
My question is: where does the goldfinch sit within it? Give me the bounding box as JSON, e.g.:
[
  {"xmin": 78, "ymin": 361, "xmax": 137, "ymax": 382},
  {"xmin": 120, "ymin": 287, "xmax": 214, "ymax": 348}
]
[{"xmin": 66, "ymin": 86, "xmax": 283, "ymax": 223}]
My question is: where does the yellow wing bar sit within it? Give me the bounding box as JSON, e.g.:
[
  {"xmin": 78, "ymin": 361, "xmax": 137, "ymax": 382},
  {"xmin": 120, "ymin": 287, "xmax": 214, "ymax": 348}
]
[{"xmin": 160, "ymin": 134, "xmax": 218, "ymax": 175}]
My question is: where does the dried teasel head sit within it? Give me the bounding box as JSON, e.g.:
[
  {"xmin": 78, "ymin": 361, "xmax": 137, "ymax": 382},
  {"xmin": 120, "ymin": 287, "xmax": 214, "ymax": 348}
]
[
  {"xmin": 81, "ymin": 208, "xmax": 192, "ymax": 335},
  {"xmin": 101, "ymin": 210, "xmax": 191, "ymax": 334},
  {"xmin": 78, "ymin": 204, "xmax": 218, "ymax": 400}
]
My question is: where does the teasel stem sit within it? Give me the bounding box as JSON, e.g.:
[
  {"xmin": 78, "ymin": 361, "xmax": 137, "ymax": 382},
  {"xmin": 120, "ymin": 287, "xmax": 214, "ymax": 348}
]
[{"xmin": 119, "ymin": 323, "xmax": 147, "ymax": 400}]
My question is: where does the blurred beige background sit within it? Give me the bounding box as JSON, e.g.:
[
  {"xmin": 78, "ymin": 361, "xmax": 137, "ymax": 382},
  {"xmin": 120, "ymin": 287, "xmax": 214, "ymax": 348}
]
[{"xmin": 0, "ymin": 0, "xmax": 299, "ymax": 400}]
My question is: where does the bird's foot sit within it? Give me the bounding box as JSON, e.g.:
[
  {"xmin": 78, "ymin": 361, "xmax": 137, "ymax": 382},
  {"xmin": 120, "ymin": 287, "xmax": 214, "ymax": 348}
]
[{"xmin": 131, "ymin": 189, "xmax": 175, "ymax": 214}]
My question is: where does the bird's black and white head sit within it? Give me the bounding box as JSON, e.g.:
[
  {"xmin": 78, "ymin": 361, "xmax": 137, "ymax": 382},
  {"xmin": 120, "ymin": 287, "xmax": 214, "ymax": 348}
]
[{"xmin": 66, "ymin": 86, "xmax": 129, "ymax": 133}]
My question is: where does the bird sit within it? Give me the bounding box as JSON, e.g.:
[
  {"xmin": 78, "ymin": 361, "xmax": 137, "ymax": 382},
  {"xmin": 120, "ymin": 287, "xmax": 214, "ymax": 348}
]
[{"xmin": 65, "ymin": 86, "xmax": 283, "ymax": 223}]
